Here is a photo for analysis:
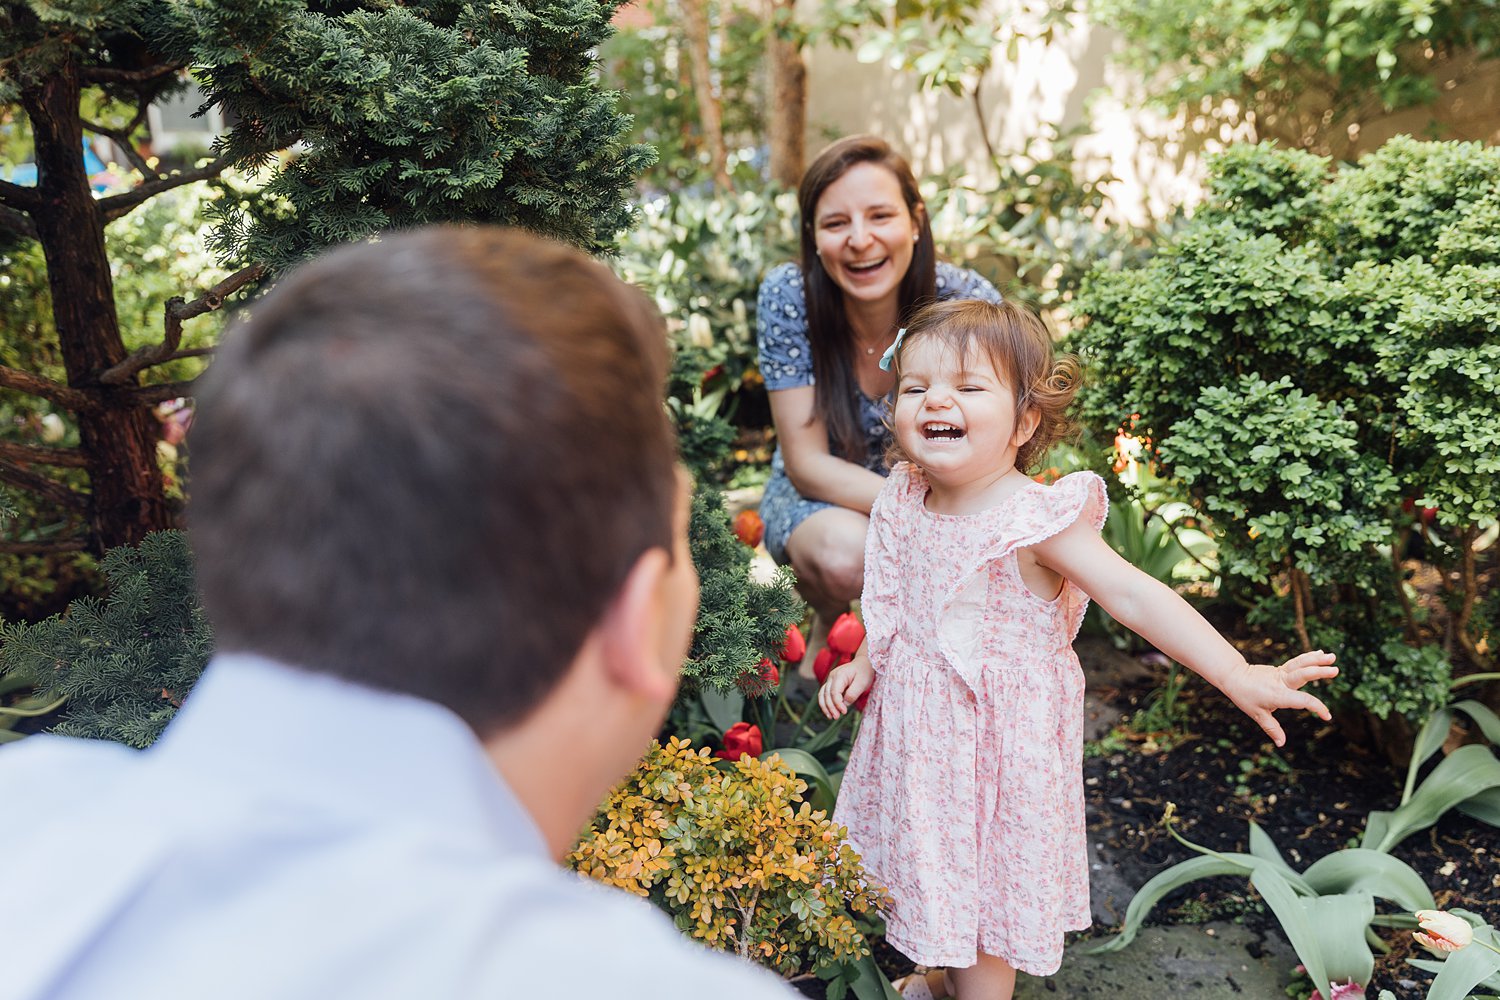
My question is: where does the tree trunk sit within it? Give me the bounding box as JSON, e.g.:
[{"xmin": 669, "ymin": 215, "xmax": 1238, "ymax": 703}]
[
  {"xmin": 680, "ymin": 0, "xmax": 732, "ymax": 190},
  {"xmin": 22, "ymin": 55, "xmax": 173, "ymax": 551},
  {"xmin": 765, "ymin": 0, "xmax": 806, "ymax": 188}
]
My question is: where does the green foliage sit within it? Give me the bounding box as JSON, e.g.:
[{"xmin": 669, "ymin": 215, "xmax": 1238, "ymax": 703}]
[
  {"xmin": 1070, "ymin": 138, "xmax": 1498, "ymax": 725},
  {"xmin": 619, "ymin": 184, "xmax": 800, "ymax": 386},
  {"xmin": 1090, "ymin": 0, "xmax": 1500, "ymax": 147},
  {"xmin": 685, "ymin": 486, "xmax": 803, "ymax": 694},
  {"xmin": 568, "ymin": 736, "xmax": 887, "ymax": 977},
  {"xmin": 0, "ymin": 531, "xmax": 210, "ymax": 748},
  {"xmin": 159, "ymin": 0, "xmax": 653, "ymax": 272}
]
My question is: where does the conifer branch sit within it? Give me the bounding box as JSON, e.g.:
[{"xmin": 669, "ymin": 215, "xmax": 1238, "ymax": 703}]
[
  {"xmin": 0, "ymin": 178, "xmax": 41, "ymax": 212},
  {"xmin": 81, "ymin": 62, "xmax": 185, "ymax": 86},
  {"xmin": 82, "ymin": 103, "xmax": 158, "ymax": 180},
  {"xmin": 0, "ymin": 203, "xmax": 38, "ymax": 241},
  {"xmin": 0, "ymin": 365, "xmax": 98, "ymax": 412},
  {"xmin": 0, "ymin": 440, "xmax": 87, "ymax": 468},
  {"xmin": 0, "ymin": 460, "xmax": 87, "ymax": 512},
  {"xmin": 97, "ymin": 156, "xmax": 236, "ymax": 223},
  {"xmin": 99, "ymin": 264, "xmax": 266, "ymax": 385}
]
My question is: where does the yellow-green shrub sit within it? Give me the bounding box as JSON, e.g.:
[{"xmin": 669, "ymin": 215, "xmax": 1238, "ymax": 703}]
[{"xmin": 568, "ymin": 736, "xmax": 886, "ymax": 976}]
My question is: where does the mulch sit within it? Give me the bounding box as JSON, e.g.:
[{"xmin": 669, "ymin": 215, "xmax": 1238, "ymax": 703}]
[{"xmin": 1081, "ymin": 674, "xmax": 1500, "ymax": 997}]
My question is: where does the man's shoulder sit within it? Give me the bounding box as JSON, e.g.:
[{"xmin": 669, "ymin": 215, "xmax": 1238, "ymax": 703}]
[
  {"xmin": 0, "ymin": 733, "xmax": 137, "ymax": 807},
  {"xmin": 437, "ymin": 867, "xmax": 795, "ymax": 998}
]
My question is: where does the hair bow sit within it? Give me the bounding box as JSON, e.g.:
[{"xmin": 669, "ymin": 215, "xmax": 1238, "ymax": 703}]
[{"xmin": 877, "ymin": 327, "xmax": 907, "ymax": 372}]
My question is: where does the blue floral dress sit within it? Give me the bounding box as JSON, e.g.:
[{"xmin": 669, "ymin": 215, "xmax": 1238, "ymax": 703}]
[{"xmin": 755, "ymin": 261, "xmax": 1003, "ymax": 563}]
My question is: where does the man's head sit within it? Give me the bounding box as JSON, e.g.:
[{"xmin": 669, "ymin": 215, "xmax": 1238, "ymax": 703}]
[{"xmin": 190, "ymin": 226, "xmax": 686, "ymax": 739}]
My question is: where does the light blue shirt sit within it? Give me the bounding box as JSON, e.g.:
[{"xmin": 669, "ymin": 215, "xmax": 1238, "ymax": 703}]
[{"xmin": 0, "ymin": 654, "xmax": 793, "ymax": 1000}]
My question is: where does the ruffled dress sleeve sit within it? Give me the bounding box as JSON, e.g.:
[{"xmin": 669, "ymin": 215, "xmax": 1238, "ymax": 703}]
[
  {"xmin": 1006, "ymin": 471, "xmax": 1110, "ymax": 640},
  {"xmin": 861, "ymin": 463, "xmax": 923, "ymax": 673}
]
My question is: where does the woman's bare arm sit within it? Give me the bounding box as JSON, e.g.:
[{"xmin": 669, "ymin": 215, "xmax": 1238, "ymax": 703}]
[{"xmin": 769, "ymin": 386, "xmax": 887, "ymax": 513}]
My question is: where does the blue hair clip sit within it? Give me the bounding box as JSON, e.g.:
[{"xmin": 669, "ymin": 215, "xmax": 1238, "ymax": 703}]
[{"xmin": 877, "ymin": 327, "xmax": 907, "ymax": 372}]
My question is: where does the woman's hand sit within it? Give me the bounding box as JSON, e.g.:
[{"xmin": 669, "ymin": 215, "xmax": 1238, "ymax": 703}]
[
  {"xmin": 1218, "ymin": 650, "xmax": 1339, "ymax": 747},
  {"xmin": 819, "ymin": 654, "xmax": 874, "ymax": 719}
]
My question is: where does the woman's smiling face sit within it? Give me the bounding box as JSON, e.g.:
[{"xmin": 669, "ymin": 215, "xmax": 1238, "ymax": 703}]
[{"xmin": 812, "ymin": 161, "xmax": 920, "ymax": 310}]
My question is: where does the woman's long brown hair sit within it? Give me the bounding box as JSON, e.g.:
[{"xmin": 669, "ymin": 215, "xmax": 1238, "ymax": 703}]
[{"xmin": 798, "ymin": 135, "xmax": 937, "ymax": 462}]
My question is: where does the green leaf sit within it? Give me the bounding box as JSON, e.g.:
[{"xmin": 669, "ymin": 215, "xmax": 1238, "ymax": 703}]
[
  {"xmin": 844, "ymin": 949, "xmax": 902, "ymax": 1000},
  {"xmin": 1457, "ymin": 787, "xmax": 1500, "ymax": 826},
  {"xmin": 1085, "ymin": 854, "xmax": 1257, "ymax": 953},
  {"xmin": 1250, "ymin": 868, "xmax": 1374, "ymax": 995},
  {"xmin": 1246, "ymin": 820, "xmax": 1308, "ymax": 889},
  {"xmin": 763, "ymin": 748, "xmax": 837, "ymax": 815},
  {"xmin": 1364, "ymin": 744, "xmax": 1500, "ymax": 853},
  {"xmin": 1404, "ymin": 705, "xmax": 1455, "ymax": 803},
  {"xmin": 700, "ymin": 686, "xmax": 745, "ymax": 734},
  {"xmin": 1300, "ymin": 849, "xmax": 1436, "ymax": 911}
]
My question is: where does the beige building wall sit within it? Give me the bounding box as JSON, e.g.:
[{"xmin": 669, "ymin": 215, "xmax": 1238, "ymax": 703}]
[{"xmin": 802, "ymin": 7, "xmax": 1499, "ymax": 228}]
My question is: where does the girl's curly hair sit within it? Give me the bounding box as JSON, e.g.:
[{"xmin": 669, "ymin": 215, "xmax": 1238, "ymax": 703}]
[{"xmin": 885, "ymin": 299, "xmax": 1080, "ymax": 473}]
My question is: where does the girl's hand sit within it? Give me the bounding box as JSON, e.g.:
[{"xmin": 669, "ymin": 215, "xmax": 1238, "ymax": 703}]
[
  {"xmin": 1220, "ymin": 650, "xmax": 1339, "ymax": 747},
  {"xmin": 819, "ymin": 655, "xmax": 875, "ymax": 720}
]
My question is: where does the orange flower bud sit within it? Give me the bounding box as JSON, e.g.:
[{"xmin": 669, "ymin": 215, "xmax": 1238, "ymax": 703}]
[{"xmin": 732, "ymin": 509, "xmax": 764, "ymax": 548}]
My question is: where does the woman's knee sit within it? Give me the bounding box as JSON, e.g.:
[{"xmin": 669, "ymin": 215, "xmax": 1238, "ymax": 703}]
[{"xmin": 796, "ymin": 531, "xmax": 864, "ymax": 603}]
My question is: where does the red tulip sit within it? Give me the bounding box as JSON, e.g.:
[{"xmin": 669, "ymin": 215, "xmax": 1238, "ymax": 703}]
[
  {"xmin": 716, "ymin": 722, "xmax": 763, "ymax": 761},
  {"xmin": 810, "ymin": 647, "xmax": 834, "ymax": 685},
  {"xmin": 759, "ymin": 657, "xmax": 780, "ymax": 688},
  {"xmin": 780, "ymin": 624, "xmax": 807, "ymax": 664},
  {"xmin": 732, "ymin": 509, "xmax": 764, "ymax": 548},
  {"xmin": 826, "ymin": 613, "xmax": 865, "ymax": 657}
]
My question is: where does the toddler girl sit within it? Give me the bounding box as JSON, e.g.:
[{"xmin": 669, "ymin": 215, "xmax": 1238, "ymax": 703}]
[{"xmin": 818, "ymin": 299, "xmax": 1338, "ymax": 1000}]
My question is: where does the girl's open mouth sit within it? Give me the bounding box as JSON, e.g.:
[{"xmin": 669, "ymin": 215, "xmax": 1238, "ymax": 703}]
[
  {"xmin": 923, "ymin": 422, "xmax": 964, "ymax": 440},
  {"xmin": 846, "ymin": 258, "xmax": 888, "ymax": 275}
]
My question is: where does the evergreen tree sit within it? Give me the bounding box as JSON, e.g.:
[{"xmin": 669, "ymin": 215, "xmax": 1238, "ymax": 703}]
[{"xmin": 0, "ymin": 0, "xmax": 651, "ymax": 552}]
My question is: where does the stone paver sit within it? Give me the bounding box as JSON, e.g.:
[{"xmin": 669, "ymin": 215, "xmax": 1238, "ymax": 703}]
[{"xmin": 1014, "ymin": 921, "xmax": 1297, "ymax": 998}]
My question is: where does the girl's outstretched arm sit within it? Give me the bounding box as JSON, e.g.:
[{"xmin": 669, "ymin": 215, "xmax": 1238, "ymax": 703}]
[{"xmin": 1032, "ymin": 517, "xmax": 1339, "ymax": 747}]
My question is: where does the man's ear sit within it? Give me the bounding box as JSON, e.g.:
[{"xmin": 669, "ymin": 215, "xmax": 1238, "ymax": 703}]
[{"xmin": 597, "ymin": 547, "xmax": 679, "ymax": 705}]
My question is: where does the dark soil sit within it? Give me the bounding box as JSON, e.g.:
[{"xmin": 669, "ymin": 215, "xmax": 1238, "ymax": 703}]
[{"xmin": 1082, "ymin": 674, "xmax": 1500, "ymax": 998}]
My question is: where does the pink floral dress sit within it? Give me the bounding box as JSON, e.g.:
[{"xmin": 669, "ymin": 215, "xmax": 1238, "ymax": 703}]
[{"xmin": 833, "ymin": 463, "xmax": 1107, "ymax": 976}]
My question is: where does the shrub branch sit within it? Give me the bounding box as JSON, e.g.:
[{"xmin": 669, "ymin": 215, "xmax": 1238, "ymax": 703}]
[
  {"xmin": 0, "ymin": 365, "xmax": 98, "ymax": 412},
  {"xmin": 98, "ymin": 263, "xmax": 266, "ymax": 385},
  {"xmin": 0, "ymin": 440, "xmax": 87, "ymax": 467},
  {"xmin": 97, "ymin": 155, "xmax": 236, "ymax": 223}
]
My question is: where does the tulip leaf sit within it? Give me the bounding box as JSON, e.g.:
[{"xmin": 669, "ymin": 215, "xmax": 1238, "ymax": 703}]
[
  {"xmin": 1403, "ymin": 701, "xmax": 1500, "ymax": 805},
  {"xmin": 764, "ymin": 748, "xmax": 837, "ymax": 815},
  {"xmin": 1364, "ymin": 744, "xmax": 1500, "ymax": 853},
  {"xmin": 1300, "ymin": 849, "xmax": 1436, "ymax": 912},
  {"xmin": 1456, "ymin": 786, "xmax": 1500, "ymax": 827},
  {"xmin": 1410, "ymin": 959, "xmax": 1500, "ymax": 992},
  {"xmin": 1247, "ymin": 820, "xmax": 1311, "ymax": 891},
  {"xmin": 1251, "ymin": 869, "xmax": 1374, "ymax": 997},
  {"xmin": 1404, "ymin": 706, "xmax": 1454, "ymax": 804},
  {"xmin": 1454, "ymin": 700, "xmax": 1500, "ymax": 746},
  {"xmin": 844, "ymin": 950, "xmax": 902, "ymax": 1000},
  {"xmin": 699, "ymin": 686, "xmax": 744, "ymax": 734},
  {"xmin": 1085, "ymin": 854, "xmax": 1257, "ymax": 953}
]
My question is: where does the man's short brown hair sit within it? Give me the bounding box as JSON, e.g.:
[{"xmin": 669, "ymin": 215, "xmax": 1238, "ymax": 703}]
[{"xmin": 189, "ymin": 227, "xmax": 677, "ymax": 736}]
